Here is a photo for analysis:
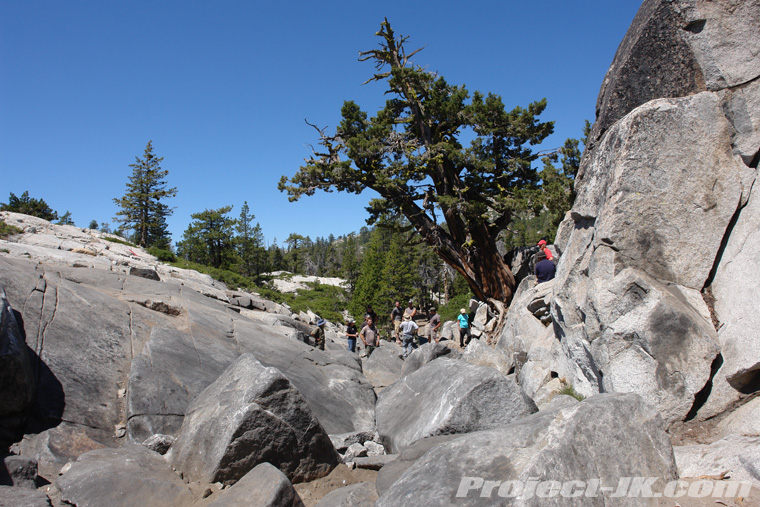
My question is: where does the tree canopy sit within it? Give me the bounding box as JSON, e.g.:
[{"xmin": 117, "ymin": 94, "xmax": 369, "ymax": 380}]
[
  {"xmin": 1, "ymin": 191, "xmax": 59, "ymax": 221},
  {"xmin": 280, "ymin": 19, "xmax": 558, "ymax": 304},
  {"xmin": 113, "ymin": 141, "xmax": 177, "ymax": 248}
]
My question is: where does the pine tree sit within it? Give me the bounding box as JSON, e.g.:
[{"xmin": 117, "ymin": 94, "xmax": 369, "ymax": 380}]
[
  {"xmin": 176, "ymin": 206, "xmax": 236, "ymax": 269},
  {"xmin": 1, "ymin": 191, "xmax": 58, "ymax": 221},
  {"xmin": 113, "ymin": 141, "xmax": 177, "ymax": 247}
]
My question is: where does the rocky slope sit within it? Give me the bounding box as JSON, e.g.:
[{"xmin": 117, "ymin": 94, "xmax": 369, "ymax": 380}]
[{"xmin": 2, "ymin": 1, "xmax": 760, "ymax": 505}]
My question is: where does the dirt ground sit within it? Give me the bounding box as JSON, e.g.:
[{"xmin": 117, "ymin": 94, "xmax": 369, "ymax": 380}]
[{"xmin": 292, "ymin": 464, "xmax": 378, "ymax": 506}]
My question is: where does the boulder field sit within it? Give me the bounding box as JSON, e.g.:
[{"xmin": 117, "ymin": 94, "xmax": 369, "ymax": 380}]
[{"xmin": 2, "ymin": 0, "xmax": 760, "ymax": 505}]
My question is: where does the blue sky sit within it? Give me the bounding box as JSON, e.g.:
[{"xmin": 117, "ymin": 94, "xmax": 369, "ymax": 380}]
[{"xmin": 1, "ymin": 1, "xmax": 641, "ymax": 246}]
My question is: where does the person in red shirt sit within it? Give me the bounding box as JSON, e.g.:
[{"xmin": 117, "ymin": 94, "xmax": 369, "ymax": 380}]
[{"xmin": 537, "ymin": 239, "xmax": 554, "ymax": 261}]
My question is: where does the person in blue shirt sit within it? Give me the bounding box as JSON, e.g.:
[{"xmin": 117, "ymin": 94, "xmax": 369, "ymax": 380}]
[
  {"xmin": 535, "ymin": 250, "xmax": 556, "ymax": 283},
  {"xmin": 457, "ymin": 309, "xmax": 472, "ymax": 348}
]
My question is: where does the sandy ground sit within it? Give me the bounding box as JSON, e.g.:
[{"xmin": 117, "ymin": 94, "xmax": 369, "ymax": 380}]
[{"xmin": 293, "ymin": 464, "xmax": 378, "ymax": 506}]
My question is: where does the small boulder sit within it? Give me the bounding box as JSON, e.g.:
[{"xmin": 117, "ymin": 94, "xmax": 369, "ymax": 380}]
[{"xmin": 207, "ymin": 462, "xmax": 305, "ymax": 507}]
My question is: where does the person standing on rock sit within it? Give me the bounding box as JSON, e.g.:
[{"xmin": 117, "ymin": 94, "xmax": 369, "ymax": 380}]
[
  {"xmin": 428, "ymin": 307, "xmax": 441, "ymax": 344},
  {"xmin": 391, "ymin": 300, "xmax": 403, "ymax": 344},
  {"xmin": 310, "ymin": 319, "xmax": 327, "ymax": 350},
  {"xmin": 360, "ymin": 316, "xmax": 380, "ymax": 357},
  {"xmin": 535, "ymin": 250, "xmax": 556, "ymax": 283},
  {"xmin": 399, "ymin": 314, "xmax": 419, "ymax": 358},
  {"xmin": 457, "ymin": 309, "xmax": 472, "ymax": 348},
  {"xmin": 346, "ymin": 319, "xmax": 358, "ymax": 353}
]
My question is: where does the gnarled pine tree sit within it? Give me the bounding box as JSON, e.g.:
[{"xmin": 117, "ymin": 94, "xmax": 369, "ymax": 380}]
[{"xmin": 279, "ymin": 20, "xmax": 554, "ymax": 305}]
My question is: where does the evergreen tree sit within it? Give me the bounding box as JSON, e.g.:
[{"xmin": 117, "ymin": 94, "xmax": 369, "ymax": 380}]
[
  {"xmin": 57, "ymin": 211, "xmax": 74, "ymax": 225},
  {"xmin": 235, "ymin": 202, "xmax": 268, "ymax": 281},
  {"xmin": 350, "ymin": 228, "xmax": 387, "ymax": 321},
  {"xmin": 176, "ymin": 206, "xmax": 236, "ymax": 269},
  {"xmin": 113, "ymin": 141, "xmax": 177, "ymax": 247},
  {"xmin": 341, "ymin": 235, "xmax": 360, "ymax": 293},
  {"xmin": 1, "ymin": 191, "xmax": 58, "ymax": 221},
  {"xmin": 280, "ymin": 20, "xmax": 555, "ymax": 304}
]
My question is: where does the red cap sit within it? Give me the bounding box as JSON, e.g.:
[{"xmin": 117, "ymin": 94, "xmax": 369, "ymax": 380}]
[{"xmin": 537, "ymin": 240, "xmax": 547, "ymax": 246}]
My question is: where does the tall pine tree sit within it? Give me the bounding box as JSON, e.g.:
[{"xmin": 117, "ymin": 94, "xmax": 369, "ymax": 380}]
[{"xmin": 113, "ymin": 141, "xmax": 177, "ymax": 247}]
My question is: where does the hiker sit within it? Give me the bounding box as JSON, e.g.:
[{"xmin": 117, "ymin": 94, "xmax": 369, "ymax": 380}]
[
  {"xmin": 364, "ymin": 305, "xmax": 378, "ymax": 329},
  {"xmin": 345, "ymin": 319, "xmax": 358, "ymax": 353},
  {"xmin": 391, "ymin": 300, "xmax": 404, "ymax": 343},
  {"xmin": 535, "ymin": 250, "xmax": 556, "ymax": 283},
  {"xmin": 360, "ymin": 316, "xmax": 380, "ymax": 357},
  {"xmin": 310, "ymin": 319, "xmax": 327, "ymax": 350},
  {"xmin": 457, "ymin": 309, "xmax": 472, "ymax": 348},
  {"xmin": 537, "ymin": 239, "xmax": 554, "ymax": 261},
  {"xmin": 428, "ymin": 307, "xmax": 441, "ymax": 344},
  {"xmin": 404, "ymin": 300, "xmax": 417, "ymax": 321},
  {"xmin": 399, "ymin": 314, "xmax": 419, "ymax": 358}
]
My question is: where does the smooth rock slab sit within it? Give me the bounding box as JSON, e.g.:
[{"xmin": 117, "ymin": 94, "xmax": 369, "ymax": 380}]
[
  {"xmin": 165, "ymin": 353, "xmax": 339, "ymax": 485},
  {"xmin": 55, "ymin": 445, "xmax": 194, "ymax": 507},
  {"xmin": 0, "ymin": 486, "xmax": 51, "ymax": 507},
  {"xmin": 376, "ymin": 358, "xmax": 537, "ymax": 453}
]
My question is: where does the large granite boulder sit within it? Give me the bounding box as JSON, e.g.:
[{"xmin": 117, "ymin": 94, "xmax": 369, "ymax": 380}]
[
  {"xmin": 207, "ymin": 462, "xmax": 305, "ymax": 507},
  {"xmin": 551, "ymin": 0, "xmax": 760, "ymax": 429},
  {"xmin": 55, "ymin": 445, "xmax": 194, "ymax": 507},
  {"xmin": 376, "ymin": 358, "xmax": 537, "ymax": 453},
  {"xmin": 377, "ymin": 393, "xmax": 677, "ymax": 506},
  {"xmin": 165, "ymin": 353, "xmax": 339, "ymax": 485}
]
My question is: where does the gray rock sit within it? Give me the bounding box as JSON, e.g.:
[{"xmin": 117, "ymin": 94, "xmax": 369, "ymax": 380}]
[
  {"xmin": 361, "ymin": 344, "xmax": 403, "ymax": 393},
  {"xmin": 352, "ymin": 454, "xmax": 395, "ymax": 471},
  {"xmin": 141, "ymin": 433, "xmax": 175, "ymax": 455},
  {"xmin": 0, "ymin": 455, "xmax": 37, "ymax": 489},
  {"xmin": 400, "ymin": 341, "xmax": 454, "ymax": 377},
  {"xmin": 376, "ymin": 358, "xmax": 537, "ymax": 453},
  {"xmin": 342, "ymin": 443, "xmax": 368, "ymax": 462},
  {"xmin": 0, "ymin": 289, "xmax": 35, "ymax": 415},
  {"xmin": 363, "ymin": 440, "xmax": 385, "ymax": 457},
  {"xmin": 717, "ymin": 396, "xmax": 760, "ymax": 438},
  {"xmin": 313, "ymin": 481, "xmax": 378, "ymax": 507},
  {"xmin": 55, "ymin": 445, "xmax": 194, "ymax": 507},
  {"xmin": 207, "ymin": 462, "xmax": 305, "ymax": 507},
  {"xmin": 375, "ymin": 435, "xmax": 466, "ymax": 496},
  {"xmin": 674, "ymin": 434, "xmax": 760, "ymax": 487},
  {"xmin": 165, "ymin": 353, "xmax": 339, "ymax": 485},
  {"xmin": 462, "ymin": 338, "xmax": 512, "ymax": 376},
  {"xmin": 328, "ymin": 431, "xmax": 378, "ymax": 453},
  {"xmin": 377, "ymin": 393, "xmax": 677, "ymax": 506},
  {"xmin": 0, "ymin": 486, "xmax": 51, "ymax": 507},
  {"xmin": 129, "ymin": 266, "xmax": 160, "ymax": 281}
]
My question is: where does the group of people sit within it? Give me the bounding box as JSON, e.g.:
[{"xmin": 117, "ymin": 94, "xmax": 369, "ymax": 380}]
[{"xmin": 310, "ymin": 239, "xmax": 557, "ymax": 355}]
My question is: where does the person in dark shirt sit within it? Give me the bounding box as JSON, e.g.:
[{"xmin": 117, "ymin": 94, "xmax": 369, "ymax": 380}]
[{"xmin": 535, "ymin": 250, "xmax": 556, "ymax": 283}]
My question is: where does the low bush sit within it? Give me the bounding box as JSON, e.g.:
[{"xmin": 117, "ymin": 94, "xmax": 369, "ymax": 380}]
[{"xmin": 0, "ymin": 221, "xmax": 22, "ymax": 239}]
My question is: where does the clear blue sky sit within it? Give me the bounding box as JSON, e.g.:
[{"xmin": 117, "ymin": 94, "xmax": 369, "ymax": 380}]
[{"xmin": 1, "ymin": 1, "xmax": 641, "ymax": 246}]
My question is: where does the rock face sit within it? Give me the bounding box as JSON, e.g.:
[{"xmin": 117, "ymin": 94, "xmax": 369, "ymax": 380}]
[
  {"xmin": 55, "ymin": 445, "xmax": 195, "ymax": 507},
  {"xmin": 165, "ymin": 353, "xmax": 339, "ymax": 485},
  {"xmin": 377, "ymin": 393, "xmax": 677, "ymax": 506},
  {"xmin": 376, "ymin": 358, "xmax": 537, "ymax": 453},
  {"xmin": 0, "ymin": 226, "xmax": 375, "ymax": 476},
  {"xmin": 549, "ymin": 0, "xmax": 760, "ymax": 428}
]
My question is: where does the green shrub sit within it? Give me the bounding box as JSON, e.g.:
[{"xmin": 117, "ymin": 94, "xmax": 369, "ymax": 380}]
[
  {"xmin": 438, "ymin": 292, "xmax": 474, "ymax": 323},
  {"xmin": 557, "ymin": 385, "xmax": 585, "ymax": 402},
  {"xmin": 147, "ymin": 246, "xmax": 176, "ymax": 263},
  {"xmin": 0, "ymin": 220, "xmax": 22, "ymax": 239},
  {"xmin": 104, "ymin": 236, "xmax": 136, "ymax": 247}
]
